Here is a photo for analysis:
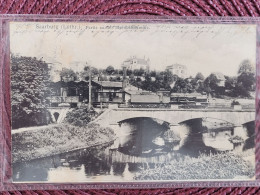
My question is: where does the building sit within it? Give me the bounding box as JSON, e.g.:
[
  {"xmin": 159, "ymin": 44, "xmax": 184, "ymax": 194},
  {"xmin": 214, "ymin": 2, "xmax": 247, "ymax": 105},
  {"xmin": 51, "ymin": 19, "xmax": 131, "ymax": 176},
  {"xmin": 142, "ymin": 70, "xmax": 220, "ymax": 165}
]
[
  {"xmin": 49, "ymin": 80, "xmax": 126, "ymax": 108},
  {"xmin": 91, "ymin": 81, "xmax": 124, "ymax": 105},
  {"xmin": 49, "ymin": 80, "xmax": 88, "ymax": 108},
  {"xmin": 166, "ymin": 64, "xmax": 188, "ymax": 78},
  {"xmin": 121, "ymin": 56, "xmax": 150, "ymax": 72},
  {"xmin": 212, "ymin": 72, "xmax": 226, "ymax": 87}
]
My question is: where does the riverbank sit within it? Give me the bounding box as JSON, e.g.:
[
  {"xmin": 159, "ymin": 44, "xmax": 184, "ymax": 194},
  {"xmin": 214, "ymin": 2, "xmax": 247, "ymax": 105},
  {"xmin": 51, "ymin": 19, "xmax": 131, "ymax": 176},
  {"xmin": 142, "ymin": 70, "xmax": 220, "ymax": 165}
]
[
  {"xmin": 12, "ymin": 123, "xmax": 115, "ymax": 163},
  {"xmin": 134, "ymin": 151, "xmax": 255, "ymax": 180}
]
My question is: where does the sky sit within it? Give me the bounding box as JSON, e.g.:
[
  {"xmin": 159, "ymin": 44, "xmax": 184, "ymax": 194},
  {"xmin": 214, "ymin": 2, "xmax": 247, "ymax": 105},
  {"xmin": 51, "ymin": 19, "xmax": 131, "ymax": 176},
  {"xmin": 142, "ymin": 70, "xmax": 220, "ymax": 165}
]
[{"xmin": 10, "ymin": 22, "xmax": 256, "ymax": 79}]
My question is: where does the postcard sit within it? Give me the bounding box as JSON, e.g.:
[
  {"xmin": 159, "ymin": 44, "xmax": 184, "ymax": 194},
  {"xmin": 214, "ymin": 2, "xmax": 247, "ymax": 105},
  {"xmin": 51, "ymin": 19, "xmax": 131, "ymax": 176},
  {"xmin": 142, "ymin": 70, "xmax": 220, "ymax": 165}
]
[{"xmin": 10, "ymin": 21, "xmax": 256, "ymax": 182}]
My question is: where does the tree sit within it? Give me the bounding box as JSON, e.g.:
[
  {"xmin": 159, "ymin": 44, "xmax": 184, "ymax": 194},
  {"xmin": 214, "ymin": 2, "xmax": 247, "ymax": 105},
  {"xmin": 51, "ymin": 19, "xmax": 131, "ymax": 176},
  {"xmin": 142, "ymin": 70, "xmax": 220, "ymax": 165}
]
[
  {"xmin": 81, "ymin": 66, "xmax": 98, "ymax": 80},
  {"xmin": 225, "ymin": 76, "xmax": 236, "ymax": 90},
  {"xmin": 106, "ymin": 65, "xmax": 115, "ymax": 75},
  {"xmin": 195, "ymin": 72, "xmax": 205, "ymax": 81},
  {"xmin": 114, "ymin": 69, "xmax": 119, "ymax": 75},
  {"xmin": 237, "ymin": 72, "xmax": 255, "ymax": 91},
  {"xmin": 11, "ymin": 55, "xmax": 51, "ymax": 129},
  {"xmin": 126, "ymin": 69, "xmax": 133, "ymax": 76},
  {"xmin": 172, "ymin": 78, "xmax": 188, "ymax": 93},
  {"xmin": 142, "ymin": 74, "xmax": 154, "ymax": 92},
  {"xmin": 238, "ymin": 59, "xmax": 254, "ymax": 74},
  {"xmin": 197, "ymin": 82, "xmax": 206, "ymax": 93},
  {"xmin": 204, "ymin": 74, "xmax": 219, "ymax": 96},
  {"xmin": 133, "ymin": 68, "xmax": 145, "ymax": 76},
  {"xmin": 164, "ymin": 70, "xmax": 176, "ymax": 86},
  {"xmin": 150, "ymin": 70, "xmax": 156, "ymax": 77},
  {"xmin": 233, "ymin": 83, "xmax": 250, "ymax": 97},
  {"xmin": 60, "ymin": 68, "xmax": 77, "ymax": 81}
]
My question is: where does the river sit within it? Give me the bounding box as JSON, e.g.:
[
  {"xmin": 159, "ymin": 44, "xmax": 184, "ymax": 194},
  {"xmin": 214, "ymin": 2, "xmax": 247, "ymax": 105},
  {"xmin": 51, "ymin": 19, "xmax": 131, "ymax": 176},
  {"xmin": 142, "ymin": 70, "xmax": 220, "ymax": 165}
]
[{"xmin": 12, "ymin": 117, "xmax": 254, "ymax": 182}]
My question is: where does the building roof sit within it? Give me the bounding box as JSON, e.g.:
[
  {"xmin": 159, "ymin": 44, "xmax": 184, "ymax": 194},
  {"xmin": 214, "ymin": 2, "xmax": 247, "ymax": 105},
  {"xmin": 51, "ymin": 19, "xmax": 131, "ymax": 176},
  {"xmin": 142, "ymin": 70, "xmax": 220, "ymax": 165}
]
[
  {"xmin": 50, "ymin": 80, "xmax": 89, "ymax": 88},
  {"xmin": 166, "ymin": 63, "xmax": 187, "ymax": 70},
  {"xmin": 125, "ymin": 90, "xmax": 152, "ymax": 95},
  {"xmin": 92, "ymin": 81, "xmax": 122, "ymax": 88},
  {"xmin": 125, "ymin": 90, "xmax": 142, "ymax": 95},
  {"xmin": 157, "ymin": 88, "xmax": 170, "ymax": 92},
  {"xmin": 124, "ymin": 85, "xmax": 152, "ymax": 95},
  {"xmin": 122, "ymin": 56, "xmax": 150, "ymax": 66},
  {"xmin": 171, "ymin": 93, "xmax": 206, "ymax": 98},
  {"xmin": 131, "ymin": 94, "xmax": 160, "ymax": 103}
]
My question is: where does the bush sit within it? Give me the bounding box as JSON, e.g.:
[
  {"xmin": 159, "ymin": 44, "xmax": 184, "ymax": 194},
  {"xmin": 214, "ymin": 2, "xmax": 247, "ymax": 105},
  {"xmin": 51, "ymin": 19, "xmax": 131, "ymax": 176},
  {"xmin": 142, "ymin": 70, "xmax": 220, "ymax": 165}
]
[
  {"xmin": 134, "ymin": 152, "xmax": 254, "ymax": 180},
  {"xmin": 64, "ymin": 107, "xmax": 98, "ymax": 127},
  {"xmin": 231, "ymin": 100, "xmax": 240, "ymax": 106}
]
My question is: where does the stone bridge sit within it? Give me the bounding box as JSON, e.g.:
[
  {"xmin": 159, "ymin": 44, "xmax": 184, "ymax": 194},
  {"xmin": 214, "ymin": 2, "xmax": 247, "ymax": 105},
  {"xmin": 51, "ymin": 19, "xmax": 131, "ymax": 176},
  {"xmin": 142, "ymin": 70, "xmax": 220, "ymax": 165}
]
[
  {"xmin": 99, "ymin": 108, "xmax": 255, "ymax": 127},
  {"xmin": 95, "ymin": 108, "xmax": 255, "ymax": 149}
]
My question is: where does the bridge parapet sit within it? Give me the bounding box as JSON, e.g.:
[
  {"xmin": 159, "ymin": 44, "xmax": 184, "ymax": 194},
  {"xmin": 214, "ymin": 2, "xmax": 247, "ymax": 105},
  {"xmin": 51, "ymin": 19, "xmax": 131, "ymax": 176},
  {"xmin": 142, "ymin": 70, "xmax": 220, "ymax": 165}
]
[{"xmin": 107, "ymin": 108, "xmax": 255, "ymax": 127}]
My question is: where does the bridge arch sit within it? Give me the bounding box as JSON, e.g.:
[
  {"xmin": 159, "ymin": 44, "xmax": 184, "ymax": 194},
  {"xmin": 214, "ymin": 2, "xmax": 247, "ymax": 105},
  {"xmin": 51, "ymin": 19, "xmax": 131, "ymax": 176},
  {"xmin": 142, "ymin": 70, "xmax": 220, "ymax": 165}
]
[
  {"xmin": 241, "ymin": 120, "xmax": 255, "ymax": 126},
  {"xmin": 47, "ymin": 107, "xmax": 71, "ymax": 124},
  {"xmin": 118, "ymin": 117, "xmax": 170, "ymax": 125},
  {"xmin": 178, "ymin": 117, "xmax": 235, "ymax": 126}
]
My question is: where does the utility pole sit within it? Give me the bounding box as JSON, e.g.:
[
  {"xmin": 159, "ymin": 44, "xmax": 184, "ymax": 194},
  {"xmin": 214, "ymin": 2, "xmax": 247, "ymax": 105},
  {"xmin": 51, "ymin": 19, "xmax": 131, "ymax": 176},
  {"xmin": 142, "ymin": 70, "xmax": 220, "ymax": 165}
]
[
  {"xmin": 100, "ymin": 79, "xmax": 103, "ymax": 111},
  {"xmin": 122, "ymin": 67, "xmax": 127, "ymax": 103},
  {"xmin": 99, "ymin": 72, "xmax": 103, "ymax": 111},
  {"xmin": 88, "ymin": 66, "xmax": 92, "ymax": 110}
]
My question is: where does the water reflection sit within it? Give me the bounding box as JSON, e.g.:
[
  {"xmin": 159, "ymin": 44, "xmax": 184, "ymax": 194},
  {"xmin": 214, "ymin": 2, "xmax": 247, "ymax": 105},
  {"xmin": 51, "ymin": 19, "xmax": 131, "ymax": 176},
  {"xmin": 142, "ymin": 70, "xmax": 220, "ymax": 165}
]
[
  {"xmin": 13, "ymin": 117, "xmax": 255, "ymax": 182},
  {"xmin": 117, "ymin": 117, "xmax": 170, "ymax": 157},
  {"xmin": 203, "ymin": 130, "xmax": 234, "ymax": 151}
]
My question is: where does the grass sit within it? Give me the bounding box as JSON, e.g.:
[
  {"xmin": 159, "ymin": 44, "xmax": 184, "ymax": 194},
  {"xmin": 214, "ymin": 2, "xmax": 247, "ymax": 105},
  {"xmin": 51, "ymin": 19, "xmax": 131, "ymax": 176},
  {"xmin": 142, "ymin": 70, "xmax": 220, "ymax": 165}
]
[
  {"xmin": 134, "ymin": 151, "xmax": 255, "ymax": 180},
  {"xmin": 12, "ymin": 123, "xmax": 115, "ymax": 163}
]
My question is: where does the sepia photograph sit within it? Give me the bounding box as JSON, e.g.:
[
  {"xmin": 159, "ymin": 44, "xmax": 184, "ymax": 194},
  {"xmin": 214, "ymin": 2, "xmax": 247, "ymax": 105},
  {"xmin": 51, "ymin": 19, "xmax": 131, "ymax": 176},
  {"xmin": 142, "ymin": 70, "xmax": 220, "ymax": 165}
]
[{"xmin": 10, "ymin": 21, "xmax": 256, "ymax": 182}]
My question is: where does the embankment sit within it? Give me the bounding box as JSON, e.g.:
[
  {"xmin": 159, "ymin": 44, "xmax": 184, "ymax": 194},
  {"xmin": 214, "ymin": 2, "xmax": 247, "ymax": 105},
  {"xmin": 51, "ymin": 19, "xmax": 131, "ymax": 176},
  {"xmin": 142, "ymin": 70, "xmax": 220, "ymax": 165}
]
[{"xmin": 12, "ymin": 123, "xmax": 115, "ymax": 163}]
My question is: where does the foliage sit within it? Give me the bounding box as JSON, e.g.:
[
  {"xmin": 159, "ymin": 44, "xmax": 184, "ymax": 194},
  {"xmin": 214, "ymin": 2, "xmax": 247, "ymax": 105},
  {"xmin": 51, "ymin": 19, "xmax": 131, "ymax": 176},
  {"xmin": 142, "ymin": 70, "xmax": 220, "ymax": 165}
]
[
  {"xmin": 204, "ymin": 74, "xmax": 218, "ymax": 92},
  {"xmin": 64, "ymin": 107, "xmax": 98, "ymax": 127},
  {"xmin": 126, "ymin": 59, "xmax": 254, "ymax": 98},
  {"xmin": 106, "ymin": 65, "xmax": 115, "ymax": 75},
  {"xmin": 237, "ymin": 72, "xmax": 255, "ymax": 91},
  {"xmin": 133, "ymin": 68, "xmax": 145, "ymax": 76},
  {"xmin": 204, "ymin": 73, "xmax": 226, "ymax": 97},
  {"xmin": 231, "ymin": 100, "xmax": 240, "ymax": 106},
  {"xmin": 60, "ymin": 68, "xmax": 77, "ymax": 81},
  {"xmin": 172, "ymin": 78, "xmax": 194, "ymax": 93},
  {"xmin": 238, "ymin": 59, "xmax": 254, "ymax": 74},
  {"xmin": 81, "ymin": 66, "xmax": 99, "ymax": 80},
  {"xmin": 11, "ymin": 55, "xmax": 52, "ymax": 129},
  {"xmin": 12, "ymin": 123, "xmax": 115, "ymax": 163},
  {"xmin": 224, "ymin": 73, "xmax": 255, "ymax": 98},
  {"xmin": 195, "ymin": 72, "xmax": 205, "ymax": 81},
  {"xmin": 225, "ymin": 76, "xmax": 236, "ymax": 90},
  {"xmin": 129, "ymin": 70, "xmax": 177, "ymax": 92},
  {"xmin": 134, "ymin": 152, "xmax": 254, "ymax": 180}
]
